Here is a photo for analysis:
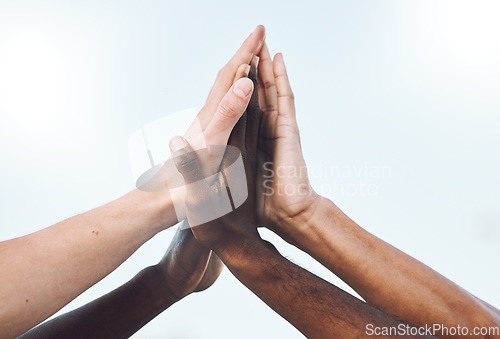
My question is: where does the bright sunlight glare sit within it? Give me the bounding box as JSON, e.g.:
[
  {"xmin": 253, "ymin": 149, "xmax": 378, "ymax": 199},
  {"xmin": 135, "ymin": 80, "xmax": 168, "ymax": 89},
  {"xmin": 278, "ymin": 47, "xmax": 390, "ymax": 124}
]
[{"xmin": 437, "ymin": 0, "xmax": 500, "ymax": 63}]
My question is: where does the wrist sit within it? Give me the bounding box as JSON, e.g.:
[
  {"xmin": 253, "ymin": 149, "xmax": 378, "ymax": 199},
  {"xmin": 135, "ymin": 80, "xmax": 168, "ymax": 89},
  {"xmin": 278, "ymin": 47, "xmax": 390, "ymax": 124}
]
[
  {"xmin": 132, "ymin": 265, "xmax": 180, "ymax": 308},
  {"xmin": 266, "ymin": 193, "xmax": 322, "ymax": 242},
  {"xmin": 125, "ymin": 189, "xmax": 178, "ymax": 233},
  {"xmin": 214, "ymin": 236, "xmax": 270, "ymax": 271},
  {"xmin": 276, "ymin": 196, "xmax": 340, "ymax": 246},
  {"xmin": 214, "ymin": 237, "xmax": 287, "ymax": 287},
  {"xmin": 291, "ymin": 197, "xmax": 358, "ymax": 256}
]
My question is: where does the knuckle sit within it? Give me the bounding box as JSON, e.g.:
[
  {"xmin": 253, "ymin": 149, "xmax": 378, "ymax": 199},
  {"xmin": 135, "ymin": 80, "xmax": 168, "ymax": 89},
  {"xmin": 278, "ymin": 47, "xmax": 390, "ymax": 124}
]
[
  {"xmin": 217, "ymin": 101, "xmax": 238, "ymax": 119},
  {"xmin": 264, "ymin": 104, "xmax": 278, "ymax": 114},
  {"xmin": 176, "ymin": 152, "xmax": 199, "ymax": 175},
  {"xmin": 277, "ymin": 90, "xmax": 294, "ymax": 101},
  {"xmin": 275, "ymin": 72, "xmax": 287, "ymax": 81},
  {"xmin": 263, "ymin": 80, "xmax": 276, "ymax": 90}
]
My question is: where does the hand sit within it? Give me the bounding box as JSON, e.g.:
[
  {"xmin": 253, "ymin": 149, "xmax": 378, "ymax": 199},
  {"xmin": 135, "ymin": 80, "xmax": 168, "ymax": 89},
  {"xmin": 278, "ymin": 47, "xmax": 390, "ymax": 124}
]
[
  {"xmin": 155, "ymin": 221, "xmax": 223, "ymax": 301},
  {"xmin": 140, "ymin": 26, "xmax": 265, "ymax": 214},
  {"xmin": 167, "ymin": 59, "xmax": 263, "ymax": 251},
  {"xmin": 255, "ymin": 46, "xmax": 320, "ymax": 240},
  {"xmin": 183, "ymin": 25, "xmax": 265, "ymax": 150},
  {"xmin": 167, "ymin": 133, "xmax": 261, "ymax": 251},
  {"xmin": 166, "ymin": 92, "xmax": 410, "ymax": 339},
  {"xmin": 168, "ymin": 43, "xmax": 318, "ymax": 250}
]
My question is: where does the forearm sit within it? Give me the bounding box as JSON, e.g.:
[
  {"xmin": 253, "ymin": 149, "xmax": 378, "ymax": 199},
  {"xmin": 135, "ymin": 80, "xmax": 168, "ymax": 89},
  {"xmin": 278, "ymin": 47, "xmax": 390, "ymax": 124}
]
[
  {"xmin": 0, "ymin": 189, "xmax": 176, "ymax": 338},
  {"xmin": 19, "ymin": 265, "xmax": 177, "ymax": 339},
  {"xmin": 215, "ymin": 237, "xmax": 418, "ymax": 338},
  {"xmin": 286, "ymin": 197, "xmax": 500, "ymax": 330}
]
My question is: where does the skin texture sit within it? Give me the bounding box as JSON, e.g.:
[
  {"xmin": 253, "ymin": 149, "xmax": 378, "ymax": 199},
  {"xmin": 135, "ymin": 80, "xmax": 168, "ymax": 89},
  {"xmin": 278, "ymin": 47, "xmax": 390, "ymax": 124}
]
[
  {"xmin": 6, "ymin": 25, "xmax": 497, "ymax": 338},
  {"xmin": 168, "ymin": 61, "xmax": 430, "ymax": 339},
  {"xmin": 17, "ymin": 35, "xmax": 262, "ymax": 338},
  {"xmin": 0, "ymin": 25, "xmax": 265, "ymax": 339},
  {"xmin": 251, "ymin": 43, "xmax": 500, "ymax": 337},
  {"xmin": 19, "ymin": 224, "xmax": 223, "ymax": 339}
]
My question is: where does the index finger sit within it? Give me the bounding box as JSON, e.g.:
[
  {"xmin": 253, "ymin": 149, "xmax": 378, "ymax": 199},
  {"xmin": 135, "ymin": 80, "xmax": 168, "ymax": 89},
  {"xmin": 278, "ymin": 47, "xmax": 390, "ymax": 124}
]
[{"xmin": 204, "ymin": 25, "xmax": 265, "ymax": 113}]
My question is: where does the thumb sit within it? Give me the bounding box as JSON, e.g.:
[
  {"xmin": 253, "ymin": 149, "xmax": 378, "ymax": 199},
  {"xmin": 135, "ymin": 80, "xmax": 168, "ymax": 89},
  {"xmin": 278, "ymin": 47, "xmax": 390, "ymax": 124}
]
[
  {"xmin": 203, "ymin": 77, "xmax": 254, "ymax": 147},
  {"xmin": 169, "ymin": 136, "xmax": 206, "ymax": 184},
  {"xmin": 169, "ymin": 136, "xmax": 230, "ymax": 228}
]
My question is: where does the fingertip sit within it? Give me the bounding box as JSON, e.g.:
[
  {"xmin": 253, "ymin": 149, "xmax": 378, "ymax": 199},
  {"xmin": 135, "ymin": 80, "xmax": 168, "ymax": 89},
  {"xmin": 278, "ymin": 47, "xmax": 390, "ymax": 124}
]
[
  {"xmin": 169, "ymin": 136, "xmax": 187, "ymax": 153},
  {"xmin": 273, "ymin": 53, "xmax": 289, "ymax": 76},
  {"xmin": 170, "ymin": 142, "xmax": 203, "ymax": 182},
  {"xmin": 233, "ymin": 77, "xmax": 254, "ymax": 99},
  {"xmin": 253, "ymin": 25, "xmax": 266, "ymax": 52},
  {"xmin": 251, "ymin": 55, "xmax": 259, "ymax": 68},
  {"xmin": 254, "ymin": 24, "xmax": 265, "ymax": 37},
  {"xmin": 234, "ymin": 63, "xmax": 251, "ymax": 83}
]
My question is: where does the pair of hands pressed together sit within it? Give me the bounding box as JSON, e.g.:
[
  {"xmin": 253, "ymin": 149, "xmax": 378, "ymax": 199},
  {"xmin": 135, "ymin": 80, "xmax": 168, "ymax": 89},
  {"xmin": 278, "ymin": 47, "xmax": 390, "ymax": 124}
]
[
  {"xmin": 163, "ymin": 33, "xmax": 412, "ymax": 338},
  {"xmin": 146, "ymin": 29, "xmax": 302, "ymax": 312},
  {"xmin": 12, "ymin": 25, "xmax": 500, "ymax": 339},
  {"xmin": 164, "ymin": 25, "xmax": 500, "ymax": 337},
  {"xmin": 169, "ymin": 45, "xmax": 311, "ymax": 260},
  {"xmin": 14, "ymin": 26, "xmax": 267, "ymax": 339}
]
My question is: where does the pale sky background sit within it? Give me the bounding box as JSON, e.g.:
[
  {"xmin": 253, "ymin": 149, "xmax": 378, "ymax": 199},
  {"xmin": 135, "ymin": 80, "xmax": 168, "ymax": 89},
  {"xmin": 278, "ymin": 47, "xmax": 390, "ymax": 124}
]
[{"xmin": 0, "ymin": 1, "xmax": 499, "ymax": 338}]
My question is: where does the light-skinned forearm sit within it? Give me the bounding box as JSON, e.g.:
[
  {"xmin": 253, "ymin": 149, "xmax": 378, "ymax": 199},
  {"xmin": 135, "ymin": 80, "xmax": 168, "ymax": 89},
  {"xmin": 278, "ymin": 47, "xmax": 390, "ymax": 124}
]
[
  {"xmin": 0, "ymin": 189, "xmax": 176, "ymax": 339},
  {"xmin": 284, "ymin": 197, "xmax": 500, "ymax": 331},
  {"xmin": 214, "ymin": 236, "xmax": 424, "ymax": 338},
  {"xmin": 18, "ymin": 265, "xmax": 177, "ymax": 339}
]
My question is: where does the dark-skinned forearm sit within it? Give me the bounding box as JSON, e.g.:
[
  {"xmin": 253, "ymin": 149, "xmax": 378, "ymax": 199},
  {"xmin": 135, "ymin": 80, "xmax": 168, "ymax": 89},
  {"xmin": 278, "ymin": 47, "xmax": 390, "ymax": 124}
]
[
  {"xmin": 284, "ymin": 197, "xmax": 500, "ymax": 333},
  {"xmin": 214, "ymin": 236, "xmax": 428, "ymax": 338},
  {"xmin": 19, "ymin": 265, "xmax": 178, "ymax": 339}
]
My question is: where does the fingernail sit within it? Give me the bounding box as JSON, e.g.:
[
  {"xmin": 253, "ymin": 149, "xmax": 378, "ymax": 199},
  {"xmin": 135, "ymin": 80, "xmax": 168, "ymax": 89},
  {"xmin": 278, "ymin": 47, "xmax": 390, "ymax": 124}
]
[
  {"xmin": 278, "ymin": 53, "xmax": 284, "ymax": 63},
  {"xmin": 170, "ymin": 136, "xmax": 185, "ymax": 152},
  {"xmin": 244, "ymin": 64, "xmax": 251, "ymax": 76},
  {"xmin": 251, "ymin": 55, "xmax": 259, "ymax": 68},
  {"xmin": 233, "ymin": 78, "xmax": 253, "ymax": 98}
]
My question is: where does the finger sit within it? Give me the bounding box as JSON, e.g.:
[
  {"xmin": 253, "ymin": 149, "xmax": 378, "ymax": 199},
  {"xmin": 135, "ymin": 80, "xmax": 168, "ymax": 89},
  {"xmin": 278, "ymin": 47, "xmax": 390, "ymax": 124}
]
[
  {"xmin": 257, "ymin": 72, "xmax": 267, "ymax": 116},
  {"xmin": 191, "ymin": 26, "xmax": 264, "ymax": 134},
  {"xmin": 273, "ymin": 53, "xmax": 297, "ymax": 124},
  {"xmin": 169, "ymin": 136, "xmax": 207, "ymax": 184},
  {"xmin": 258, "ymin": 43, "xmax": 278, "ymax": 118},
  {"xmin": 245, "ymin": 55, "xmax": 261, "ymax": 159},
  {"xmin": 233, "ymin": 63, "xmax": 251, "ymax": 84},
  {"xmin": 230, "ymin": 56, "xmax": 259, "ymax": 151},
  {"xmin": 226, "ymin": 112, "xmax": 247, "ymax": 153},
  {"xmin": 227, "ymin": 25, "xmax": 265, "ymax": 69},
  {"xmin": 203, "ymin": 77, "xmax": 254, "ymax": 148},
  {"xmin": 169, "ymin": 138, "xmax": 232, "ymax": 228},
  {"xmin": 257, "ymin": 43, "xmax": 279, "ymax": 152},
  {"xmin": 204, "ymin": 25, "xmax": 265, "ymax": 114}
]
